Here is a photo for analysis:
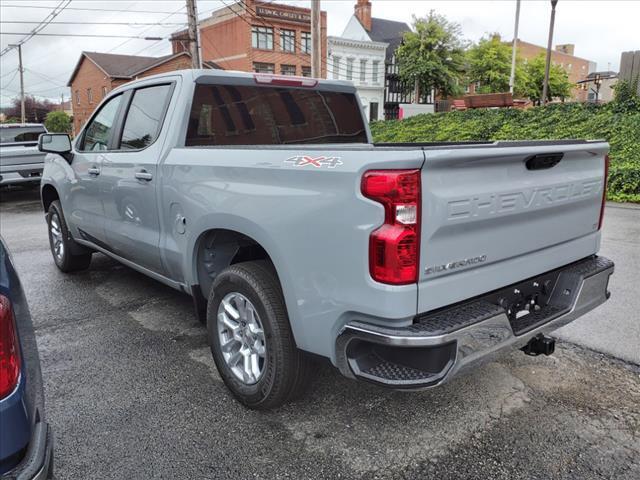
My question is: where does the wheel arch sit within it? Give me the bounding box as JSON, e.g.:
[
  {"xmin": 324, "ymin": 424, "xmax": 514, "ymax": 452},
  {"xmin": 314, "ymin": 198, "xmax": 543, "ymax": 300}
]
[
  {"xmin": 40, "ymin": 183, "xmax": 59, "ymax": 213},
  {"xmin": 191, "ymin": 228, "xmax": 281, "ymax": 303}
]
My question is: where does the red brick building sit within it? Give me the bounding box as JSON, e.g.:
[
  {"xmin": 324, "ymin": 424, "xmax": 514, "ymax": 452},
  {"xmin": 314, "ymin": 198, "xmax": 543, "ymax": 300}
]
[
  {"xmin": 67, "ymin": 51, "xmax": 192, "ymax": 133},
  {"xmin": 171, "ymin": 0, "xmax": 327, "ymax": 78},
  {"xmin": 515, "ymin": 40, "xmax": 595, "ymax": 102}
]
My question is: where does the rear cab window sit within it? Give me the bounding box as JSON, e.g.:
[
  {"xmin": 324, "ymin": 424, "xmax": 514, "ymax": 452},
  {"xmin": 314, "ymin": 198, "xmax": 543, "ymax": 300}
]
[
  {"xmin": 186, "ymin": 83, "xmax": 368, "ymax": 146},
  {"xmin": 0, "ymin": 126, "xmax": 46, "ymax": 145}
]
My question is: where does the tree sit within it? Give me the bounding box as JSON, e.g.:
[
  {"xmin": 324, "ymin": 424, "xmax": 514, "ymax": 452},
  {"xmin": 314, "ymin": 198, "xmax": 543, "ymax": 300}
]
[
  {"xmin": 45, "ymin": 110, "xmax": 72, "ymax": 134},
  {"xmin": 6, "ymin": 95, "xmax": 55, "ymax": 123},
  {"xmin": 466, "ymin": 33, "xmax": 526, "ymax": 94},
  {"xmin": 520, "ymin": 54, "xmax": 573, "ymax": 105},
  {"xmin": 395, "ymin": 12, "xmax": 467, "ymax": 100}
]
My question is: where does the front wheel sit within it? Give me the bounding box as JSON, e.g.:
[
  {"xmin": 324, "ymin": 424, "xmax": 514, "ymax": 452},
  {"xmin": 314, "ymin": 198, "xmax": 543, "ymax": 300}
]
[
  {"xmin": 47, "ymin": 200, "xmax": 92, "ymax": 272},
  {"xmin": 207, "ymin": 261, "xmax": 313, "ymax": 409}
]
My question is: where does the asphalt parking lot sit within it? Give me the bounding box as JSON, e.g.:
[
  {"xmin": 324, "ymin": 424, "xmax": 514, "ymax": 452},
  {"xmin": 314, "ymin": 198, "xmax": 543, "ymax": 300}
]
[{"xmin": 1, "ymin": 187, "xmax": 639, "ymax": 480}]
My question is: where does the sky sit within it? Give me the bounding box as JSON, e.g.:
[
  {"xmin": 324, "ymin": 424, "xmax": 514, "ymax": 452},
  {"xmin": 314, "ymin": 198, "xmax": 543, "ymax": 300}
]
[{"xmin": 1, "ymin": 0, "xmax": 639, "ymax": 107}]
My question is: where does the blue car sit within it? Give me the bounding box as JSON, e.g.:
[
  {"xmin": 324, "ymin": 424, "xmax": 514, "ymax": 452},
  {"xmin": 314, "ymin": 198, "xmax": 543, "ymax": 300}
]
[{"xmin": 0, "ymin": 237, "xmax": 53, "ymax": 479}]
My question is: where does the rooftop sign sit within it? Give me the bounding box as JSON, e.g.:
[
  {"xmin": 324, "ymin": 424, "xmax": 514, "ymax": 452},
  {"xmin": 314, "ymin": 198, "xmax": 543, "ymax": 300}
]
[{"xmin": 256, "ymin": 6, "xmax": 310, "ymax": 24}]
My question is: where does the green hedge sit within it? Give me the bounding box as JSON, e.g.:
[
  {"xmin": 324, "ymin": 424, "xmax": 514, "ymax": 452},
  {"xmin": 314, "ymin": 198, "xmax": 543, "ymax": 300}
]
[{"xmin": 370, "ymin": 102, "xmax": 640, "ymax": 202}]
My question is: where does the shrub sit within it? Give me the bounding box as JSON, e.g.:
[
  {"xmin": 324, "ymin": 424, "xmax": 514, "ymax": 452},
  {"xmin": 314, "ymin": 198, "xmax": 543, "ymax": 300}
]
[
  {"xmin": 44, "ymin": 110, "xmax": 72, "ymax": 134},
  {"xmin": 370, "ymin": 102, "xmax": 640, "ymax": 202}
]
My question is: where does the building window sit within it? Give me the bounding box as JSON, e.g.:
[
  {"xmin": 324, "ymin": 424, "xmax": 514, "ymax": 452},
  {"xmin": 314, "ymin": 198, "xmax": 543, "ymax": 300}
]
[
  {"xmin": 87, "ymin": 88, "xmax": 93, "ymax": 104},
  {"xmin": 360, "ymin": 59, "xmax": 367, "ymax": 82},
  {"xmin": 253, "ymin": 62, "xmax": 275, "ymax": 74},
  {"xmin": 252, "ymin": 26, "xmax": 274, "ymax": 50},
  {"xmin": 369, "ymin": 102, "xmax": 379, "ymax": 122},
  {"xmin": 301, "ymin": 32, "xmax": 311, "ymax": 54},
  {"xmin": 332, "ymin": 56, "xmax": 341, "ymax": 80},
  {"xmin": 281, "ymin": 64, "xmax": 296, "ymax": 76},
  {"xmin": 75, "ymin": 90, "xmax": 80, "ymax": 105},
  {"xmin": 301, "ymin": 66, "xmax": 311, "ymax": 77},
  {"xmin": 372, "ymin": 60, "xmax": 379, "ymax": 84},
  {"xmin": 346, "ymin": 58, "xmax": 354, "ymax": 80},
  {"xmin": 102, "ymin": 86, "xmax": 107, "ymax": 98},
  {"xmin": 280, "ymin": 29, "xmax": 295, "ymax": 53}
]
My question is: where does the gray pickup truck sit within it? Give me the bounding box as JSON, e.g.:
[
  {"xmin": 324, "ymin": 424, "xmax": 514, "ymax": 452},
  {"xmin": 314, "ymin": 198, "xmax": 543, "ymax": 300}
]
[
  {"xmin": 0, "ymin": 123, "xmax": 47, "ymax": 187},
  {"xmin": 38, "ymin": 69, "xmax": 614, "ymax": 409}
]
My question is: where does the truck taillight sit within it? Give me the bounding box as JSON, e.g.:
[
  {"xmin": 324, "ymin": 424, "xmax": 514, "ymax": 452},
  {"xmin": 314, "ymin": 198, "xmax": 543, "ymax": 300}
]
[
  {"xmin": 362, "ymin": 169, "xmax": 421, "ymax": 285},
  {"xmin": 0, "ymin": 294, "xmax": 21, "ymax": 399},
  {"xmin": 598, "ymin": 154, "xmax": 610, "ymax": 231}
]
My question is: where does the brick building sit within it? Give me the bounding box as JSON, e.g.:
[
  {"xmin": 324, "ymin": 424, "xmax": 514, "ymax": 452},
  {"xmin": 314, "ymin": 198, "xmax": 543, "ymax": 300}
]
[
  {"xmin": 514, "ymin": 40, "xmax": 596, "ymax": 101},
  {"xmin": 67, "ymin": 51, "xmax": 192, "ymax": 133},
  {"xmin": 171, "ymin": 0, "xmax": 327, "ymax": 78}
]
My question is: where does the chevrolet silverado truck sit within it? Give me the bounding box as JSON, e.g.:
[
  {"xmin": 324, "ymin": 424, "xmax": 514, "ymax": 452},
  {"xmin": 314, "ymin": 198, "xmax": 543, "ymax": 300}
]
[
  {"xmin": 37, "ymin": 70, "xmax": 614, "ymax": 409},
  {"xmin": 0, "ymin": 124, "xmax": 47, "ymax": 187}
]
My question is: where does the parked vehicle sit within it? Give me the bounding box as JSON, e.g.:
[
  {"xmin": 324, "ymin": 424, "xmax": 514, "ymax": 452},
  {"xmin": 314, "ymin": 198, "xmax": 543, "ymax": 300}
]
[
  {"xmin": 0, "ymin": 124, "xmax": 47, "ymax": 187},
  {"xmin": 38, "ymin": 70, "xmax": 614, "ymax": 409},
  {"xmin": 0, "ymin": 237, "xmax": 53, "ymax": 478}
]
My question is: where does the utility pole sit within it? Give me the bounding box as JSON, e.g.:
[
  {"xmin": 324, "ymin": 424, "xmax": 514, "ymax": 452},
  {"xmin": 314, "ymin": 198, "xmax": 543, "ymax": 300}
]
[
  {"xmin": 509, "ymin": 0, "xmax": 521, "ymax": 94},
  {"xmin": 542, "ymin": 0, "xmax": 558, "ymax": 105},
  {"xmin": 311, "ymin": 0, "xmax": 321, "ymax": 78},
  {"xmin": 9, "ymin": 43, "xmax": 26, "ymax": 123},
  {"xmin": 186, "ymin": 0, "xmax": 202, "ymax": 69}
]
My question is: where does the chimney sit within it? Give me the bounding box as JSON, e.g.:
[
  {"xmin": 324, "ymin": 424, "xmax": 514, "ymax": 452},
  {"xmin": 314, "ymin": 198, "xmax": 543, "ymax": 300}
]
[{"xmin": 354, "ymin": 0, "xmax": 372, "ymax": 31}]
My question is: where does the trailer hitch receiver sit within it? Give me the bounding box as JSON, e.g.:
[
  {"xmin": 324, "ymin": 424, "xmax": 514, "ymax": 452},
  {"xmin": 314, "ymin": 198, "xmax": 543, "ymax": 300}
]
[{"xmin": 521, "ymin": 334, "xmax": 555, "ymax": 356}]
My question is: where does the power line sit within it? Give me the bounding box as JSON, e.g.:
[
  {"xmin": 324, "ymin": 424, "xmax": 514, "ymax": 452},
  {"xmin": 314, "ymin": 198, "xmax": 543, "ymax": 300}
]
[
  {"xmin": 0, "ymin": 4, "xmax": 189, "ymax": 15},
  {"xmin": 1, "ymin": 69, "xmax": 19, "ymax": 90},
  {"xmin": 0, "ymin": 68, "xmax": 18, "ymax": 80},
  {"xmin": 22, "ymin": 68, "xmax": 67, "ymax": 90},
  {"xmin": 0, "ymin": 20, "xmax": 186, "ymax": 26},
  {"xmin": 107, "ymin": 4, "xmax": 186, "ymax": 54},
  {"xmin": 1, "ymin": 32, "xmax": 167, "ymax": 40},
  {"xmin": 0, "ymin": 0, "xmax": 72, "ymax": 57}
]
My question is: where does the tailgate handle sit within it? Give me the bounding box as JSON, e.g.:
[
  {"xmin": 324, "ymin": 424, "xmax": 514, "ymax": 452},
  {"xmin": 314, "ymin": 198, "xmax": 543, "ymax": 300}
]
[{"xmin": 525, "ymin": 153, "xmax": 563, "ymax": 170}]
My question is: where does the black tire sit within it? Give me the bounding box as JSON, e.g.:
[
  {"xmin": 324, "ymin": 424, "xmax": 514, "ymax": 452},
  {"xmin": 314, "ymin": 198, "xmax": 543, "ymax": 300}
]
[
  {"xmin": 46, "ymin": 200, "xmax": 92, "ymax": 273},
  {"xmin": 207, "ymin": 260, "xmax": 313, "ymax": 409}
]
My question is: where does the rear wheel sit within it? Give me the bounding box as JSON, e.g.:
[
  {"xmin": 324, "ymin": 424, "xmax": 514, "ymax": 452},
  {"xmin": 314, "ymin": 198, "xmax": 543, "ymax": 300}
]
[
  {"xmin": 47, "ymin": 200, "xmax": 92, "ymax": 272},
  {"xmin": 207, "ymin": 261, "xmax": 312, "ymax": 409}
]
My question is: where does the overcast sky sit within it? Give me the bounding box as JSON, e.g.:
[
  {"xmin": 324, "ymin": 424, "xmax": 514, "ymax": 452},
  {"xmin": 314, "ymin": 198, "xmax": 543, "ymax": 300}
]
[{"xmin": 1, "ymin": 0, "xmax": 639, "ymax": 107}]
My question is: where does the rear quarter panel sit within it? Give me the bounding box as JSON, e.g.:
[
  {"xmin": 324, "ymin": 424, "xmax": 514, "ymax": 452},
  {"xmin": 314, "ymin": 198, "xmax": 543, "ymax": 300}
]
[{"xmin": 160, "ymin": 146, "xmax": 425, "ymax": 360}]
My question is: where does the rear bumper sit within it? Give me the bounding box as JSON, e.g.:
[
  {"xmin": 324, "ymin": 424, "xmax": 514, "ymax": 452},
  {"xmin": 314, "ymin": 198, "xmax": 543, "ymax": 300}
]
[
  {"xmin": 336, "ymin": 256, "xmax": 614, "ymax": 389},
  {"xmin": 4, "ymin": 423, "xmax": 53, "ymax": 480}
]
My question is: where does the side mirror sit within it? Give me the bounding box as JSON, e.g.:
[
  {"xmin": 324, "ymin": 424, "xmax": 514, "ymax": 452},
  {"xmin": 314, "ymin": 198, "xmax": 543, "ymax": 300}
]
[{"xmin": 38, "ymin": 133, "xmax": 73, "ymax": 163}]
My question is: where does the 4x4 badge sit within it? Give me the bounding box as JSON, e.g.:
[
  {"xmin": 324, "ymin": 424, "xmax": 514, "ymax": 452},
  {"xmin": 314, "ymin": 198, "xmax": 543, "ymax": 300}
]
[{"xmin": 285, "ymin": 155, "xmax": 343, "ymax": 168}]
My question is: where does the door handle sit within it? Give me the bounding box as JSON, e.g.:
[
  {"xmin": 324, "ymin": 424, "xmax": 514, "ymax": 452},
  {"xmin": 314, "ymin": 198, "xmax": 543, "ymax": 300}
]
[
  {"xmin": 134, "ymin": 170, "xmax": 153, "ymax": 181},
  {"xmin": 88, "ymin": 166, "xmax": 101, "ymax": 176}
]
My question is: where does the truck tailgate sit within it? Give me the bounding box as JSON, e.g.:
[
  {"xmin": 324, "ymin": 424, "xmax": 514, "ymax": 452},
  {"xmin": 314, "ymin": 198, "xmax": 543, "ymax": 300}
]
[
  {"xmin": 0, "ymin": 145, "xmax": 45, "ymax": 167},
  {"xmin": 418, "ymin": 142, "xmax": 608, "ymax": 313}
]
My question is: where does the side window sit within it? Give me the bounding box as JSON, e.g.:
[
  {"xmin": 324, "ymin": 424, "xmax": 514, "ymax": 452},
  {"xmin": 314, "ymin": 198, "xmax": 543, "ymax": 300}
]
[
  {"xmin": 119, "ymin": 84, "xmax": 172, "ymax": 150},
  {"xmin": 80, "ymin": 94, "xmax": 123, "ymax": 152}
]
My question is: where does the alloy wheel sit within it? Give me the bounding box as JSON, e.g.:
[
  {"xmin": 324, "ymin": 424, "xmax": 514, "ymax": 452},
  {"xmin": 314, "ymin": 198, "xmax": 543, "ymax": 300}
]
[{"xmin": 217, "ymin": 292, "xmax": 267, "ymax": 385}]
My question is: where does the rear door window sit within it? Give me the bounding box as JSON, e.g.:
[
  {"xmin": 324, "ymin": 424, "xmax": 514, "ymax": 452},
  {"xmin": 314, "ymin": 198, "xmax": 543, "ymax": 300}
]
[
  {"xmin": 0, "ymin": 126, "xmax": 45, "ymax": 144},
  {"xmin": 186, "ymin": 84, "xmax": 367, "ymax": 146},
  {"xmin": 119, "ymin": 84, "xmax": 173, "ymax": 150}
]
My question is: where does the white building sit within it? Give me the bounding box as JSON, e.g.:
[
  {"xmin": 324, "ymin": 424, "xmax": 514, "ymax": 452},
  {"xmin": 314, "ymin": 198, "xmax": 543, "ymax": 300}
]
[{"xmin": 327, "ymin": 2, "xmax": 387, "ymax": 121}]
